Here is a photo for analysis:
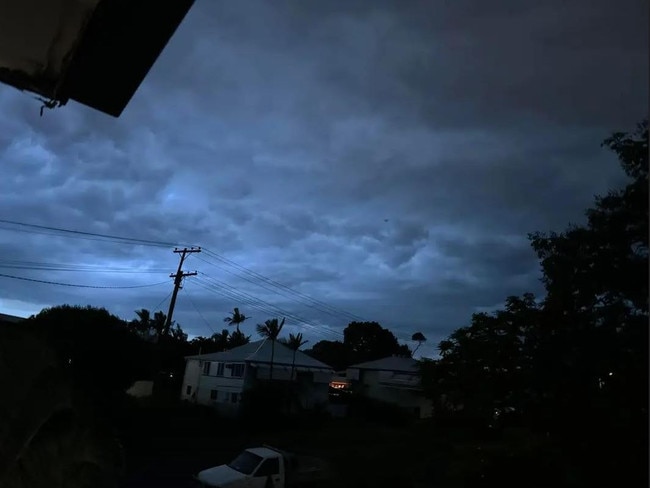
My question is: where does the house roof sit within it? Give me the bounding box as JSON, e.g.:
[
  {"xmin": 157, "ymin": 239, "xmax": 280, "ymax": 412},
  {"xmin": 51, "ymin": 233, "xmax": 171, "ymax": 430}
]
[
  {"xmin": 186, "ymin": 339, "xmax": 333, "ymax": 371},
  {"xmin": 0, "ymin": 0, "xmax": 195, "ymax": 117},
  {"xmin": 349, "ymin": 356, "xmax": 420, "ymax": 374}
]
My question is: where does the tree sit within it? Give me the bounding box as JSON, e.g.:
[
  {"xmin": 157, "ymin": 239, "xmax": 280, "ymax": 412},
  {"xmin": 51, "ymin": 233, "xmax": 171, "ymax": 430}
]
[
  {"xmin": 280, "ymin": 333, "xmax": 309, "ymax": 414},
  {"xmin": 343, "ymin": 321, "xmax": 411, "ymax": 363},
  {"xmin": 131, "ymin": 308, "xmax": 152, "ymax": 336},
  {"xmin": 129, "ymin": 309, "xmax": 172, "ymax": 342},
  {"xmin": 304, "ymin": 340, "xmax": 351, "ymax": 372},
  {"xmin": 528, "ymin": 121, "xmax": 648, "ymax": 444},
  {"xmin": 422, "ymin": 121, "xmax": 648, "ymax": 485},
  {"xmin": 171, "ymin": 323, "xmax": 188, "ymax": 342},
  {"xmin": 285, "ymin": 333, "xmax": 309, "ymax": 381},
  {"xmin": 306, "ymin": 321, "xmax": 412, "ymax": 370},
  {"xmin": 23, "ymin": 305, "xmax": 150, "ymax": 398},
  {"xmin": 256, "ymin": 318, "xmax": 285, "ymax": 380},
  {"xmin": 151, "ymin": 310, "xmax": 167, "ymax": 337},
  {"xmin": 411, "ymin": 332, "xmax": 427, "ymax": 355},
  {"xmin": 228, "ymin": 329, "xmax": 251, "ymax": 349},
  {"xmin": 223, "ymin": 307, "xmax": 249, "ymax": 332},
  {"xmin": 421, "ymin": 294, "xmax": 541, "ymax": 422},
  {"xmin": 189, "ymin": 330, "xmax": 228, "ymax": 354}
]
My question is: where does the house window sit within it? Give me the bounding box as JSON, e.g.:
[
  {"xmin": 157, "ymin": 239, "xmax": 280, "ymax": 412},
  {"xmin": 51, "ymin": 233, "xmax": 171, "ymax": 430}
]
[
  {"xmin": 231, "ymin": 364, "xmax": 245, "ymax": 378},
  {"xmin": 186, "ymin": 385, "xmax": 192, "ymax": 395},
  {"xmin": 210, "ymin": 389, "xmax": 218, "ymax": 401},
  {"xmin": 203, "ymin": 362, "xmax": 211, "ymax": 375},
  {"xmin": 216, "ymin": 363, "xmax": 225, "ymax": 376},
  {"xmin": 231, "ymin": 392, "xmax": 239, "ymax": 403}
]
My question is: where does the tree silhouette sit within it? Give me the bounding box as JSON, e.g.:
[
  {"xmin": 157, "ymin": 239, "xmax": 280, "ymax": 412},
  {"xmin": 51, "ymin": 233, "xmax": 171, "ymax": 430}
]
[
  {"xmin": 256, "ymin": 318, "xmax": 285, "ymax": 380},
  {"xmin": 421, "ymin": 121, "xmax": 648, "ymax": 485},
  {"xmin": 285, "ymin": 333, "xmax": 309, "ymax": 381},
  {"xmin": 223, "ymin": 307, "xmax": 249, "ymax": 332},
  {"xmin": 411, "ymin": 332, "xmax": 427, "ymax": 355},
  {"xmin": 228, "ymin": 329, "xmax": 251, "ymax": 349},
  {"xmin": 305, "ymin": 321, "xmax": 412, "ymax": 370}
]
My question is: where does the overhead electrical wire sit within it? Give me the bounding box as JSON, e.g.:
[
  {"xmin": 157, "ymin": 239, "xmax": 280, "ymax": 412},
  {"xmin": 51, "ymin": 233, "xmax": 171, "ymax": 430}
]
[
  {"xmin": 194, "ymin": 273, "xmax": 342, "ymax": 341},
  {"xmin": 0, "ymin": 218, "xmax": 365, "ymax": 332},
  {"xmin": 192, "ymin": 279, "xmax": 340, "ymax": 342},
  {"xmin": 149, "ymin": 290, "xmax": 174, "ymax": 313},
  {"xmin": 201, "ymin": 248, "xmax": 365, "ymax": 322},
  {"xmin": 0, "ymin": 272, "xmax": 169, "ymax": 289},
  {"xmin": 0, "ymin": 259, "xmax": 169, "ymax": 274},
  {"xmin": 0, "ymin": 219, "xmax": 194, "ymax": 248},
  {"xmin": 182, "ymin": 282, "xmax": 216, "ymax": 337},
  {"xmin": 192, "ymin": 254, "xmax": 359, "ymax": 324}
]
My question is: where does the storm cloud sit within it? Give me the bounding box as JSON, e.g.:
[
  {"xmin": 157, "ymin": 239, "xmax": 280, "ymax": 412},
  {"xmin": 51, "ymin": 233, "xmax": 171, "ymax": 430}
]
[{"xmin": 0, "ymin": 0, "xmax": 646, "ymax": 357}]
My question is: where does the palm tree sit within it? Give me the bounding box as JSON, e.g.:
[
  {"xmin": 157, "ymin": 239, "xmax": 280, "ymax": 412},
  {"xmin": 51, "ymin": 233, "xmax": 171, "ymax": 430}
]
[
  {"xmin": 412, "ymin": 332, "xmax": 427, "ymax": 355},
  {"xmin": 212, "ymin": 329, "xmax": 231, "ymax": 351},
  {"xmin": 223, "ymin": 307, "xmax": 249, "ymax": 332},
  {"xmin": 152, "ymin": 311, "xmax": 167, "ymax": 337},
  {"xmin": 133, "ymin": 308, "xmax": 152, "ymax": 336},
  {"xmin": 256, "ymin": 318, "xmax": 285, "ymax": 380},
  {"xmin": 286, "ymin": 333, "xmax": 309, "ymax": 381}
]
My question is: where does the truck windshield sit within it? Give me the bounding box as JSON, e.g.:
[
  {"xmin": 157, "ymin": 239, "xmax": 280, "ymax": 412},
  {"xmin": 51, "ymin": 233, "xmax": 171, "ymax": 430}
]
[{"xmin": 228, "ymin": 451, "xmax": 263, "ymax": 475}]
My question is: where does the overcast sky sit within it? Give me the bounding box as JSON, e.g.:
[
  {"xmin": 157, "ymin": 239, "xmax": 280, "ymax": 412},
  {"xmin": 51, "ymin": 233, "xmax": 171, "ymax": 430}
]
[{"xmin": 0, "ymin": 0, "xmax": 647, "ymax": 358}]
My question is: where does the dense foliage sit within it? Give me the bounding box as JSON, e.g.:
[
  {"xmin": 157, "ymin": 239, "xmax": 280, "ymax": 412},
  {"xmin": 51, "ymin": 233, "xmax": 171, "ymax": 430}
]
[
  {"xmin": 421, "ymin": 121, "xmax": 648, "ymax": 486},
  {"xmin": 305, "ymin": 321, "xmax": 412, "ymax": 370}
]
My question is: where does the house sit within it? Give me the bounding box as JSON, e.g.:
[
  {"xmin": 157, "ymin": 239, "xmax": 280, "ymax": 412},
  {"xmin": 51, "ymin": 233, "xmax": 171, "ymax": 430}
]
[
  {"xmin": 344, "ymin": 356, "xmax": 433, "ymax": 419},
  {"xmin": 181, "ymin": 339, "xmax": 334, "ymax": 415}
]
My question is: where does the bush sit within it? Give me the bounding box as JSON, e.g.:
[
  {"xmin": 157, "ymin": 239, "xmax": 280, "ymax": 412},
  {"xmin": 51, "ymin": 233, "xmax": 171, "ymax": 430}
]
[
  {"xmin": 346, "ymin": 394, "xmax": 412, "ymax": 426},
  {"xmin": 239, "ymin": 382, "xmax": 288, "ymax": 425}
]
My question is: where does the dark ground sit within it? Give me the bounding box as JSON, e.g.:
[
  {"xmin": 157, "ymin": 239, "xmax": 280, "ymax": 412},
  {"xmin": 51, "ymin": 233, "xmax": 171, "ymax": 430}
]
[{"xmin": 112, "ymin": 397, "xmax": 570, "ymax": 488}]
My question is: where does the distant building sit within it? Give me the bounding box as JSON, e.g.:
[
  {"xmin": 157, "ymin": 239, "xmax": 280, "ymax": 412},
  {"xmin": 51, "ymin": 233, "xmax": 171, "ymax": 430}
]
[
  {"xmin": 344, "ymin": 356, "xmax": 433, "ymax": 418},
  {"xmin": 181, "ymin": 339, "xmax": 334, "ymax": 416}
]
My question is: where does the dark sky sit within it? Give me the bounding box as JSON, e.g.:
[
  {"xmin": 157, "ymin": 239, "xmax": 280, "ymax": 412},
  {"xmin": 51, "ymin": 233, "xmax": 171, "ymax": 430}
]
[{"xmin": 0, "ymin": 0, "xmax": 647, "ymax": 358}]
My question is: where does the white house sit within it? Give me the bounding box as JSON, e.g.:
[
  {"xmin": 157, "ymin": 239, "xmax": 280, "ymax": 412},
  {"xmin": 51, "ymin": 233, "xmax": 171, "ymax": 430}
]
[
  {"xmin": 345, "ymin": 356, "xmax": 433, "ymax": 418},
  {"xmin": 181, "ymin": 339, "xmax": 334, "ymax": 415}
]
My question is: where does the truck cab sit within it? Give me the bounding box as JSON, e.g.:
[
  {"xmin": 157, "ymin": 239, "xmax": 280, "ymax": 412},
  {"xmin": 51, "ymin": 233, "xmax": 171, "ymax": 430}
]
[{"xmin": 195, "ymin": 446, "xmax": 328, "ymax": 488}]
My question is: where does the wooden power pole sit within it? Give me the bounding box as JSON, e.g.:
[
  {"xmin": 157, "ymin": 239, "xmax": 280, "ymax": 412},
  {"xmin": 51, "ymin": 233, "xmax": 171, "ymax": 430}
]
[{"xmin": 164, "ymin": 246, "xmax": 201, "ymax": 337}]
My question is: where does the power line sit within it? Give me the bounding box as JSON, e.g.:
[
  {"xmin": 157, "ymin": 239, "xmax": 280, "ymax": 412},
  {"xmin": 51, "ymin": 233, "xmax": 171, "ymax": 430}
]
[
  {"xmin": 193, "ymin": 254, "xmax": 356, "ymax": 323},
  {"xmin": 0, "ymin": 260, "xmax": 168, "ymax": 274},
  {"xmin": 183, "ymin": 282, "xmax": 216, "ymax": 337},
  {"xmin": 150, "ymin": 290, "xmax": 174, "ymax": 313},
  {"xmin": 0, "ymin": 219, "xmax": 195, "ymax": 248},
  {"xmin": 0, "ymin": 218, "xmax": 366, "ymax": 331},
  {"xmin": 0, "ymin": 272, "xmax": 169, "ymax": 289},
  {"xmin": 194, "ymin": 274, "xmax": 342, "ymax": 341},
  {"xmin": 201, "ymin": 248, "xmax": 365, "ymax": 322},
  {"xmin": 193, "ymin": 279, "xmax": 337, "ymax": 342}
]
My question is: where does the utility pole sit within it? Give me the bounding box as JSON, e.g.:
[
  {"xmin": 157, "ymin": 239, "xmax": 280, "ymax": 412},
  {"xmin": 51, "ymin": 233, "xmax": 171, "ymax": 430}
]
[{"xmin": 164, "ymin": 246, "xmax": 201, "ymax": 337}]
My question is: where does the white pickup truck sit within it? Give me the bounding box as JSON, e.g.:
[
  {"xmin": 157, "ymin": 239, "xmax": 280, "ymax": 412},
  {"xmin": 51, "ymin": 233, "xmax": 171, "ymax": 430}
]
[{"xmin": 194, "ymin": 445, "xmax": 331, "ymax": 488}]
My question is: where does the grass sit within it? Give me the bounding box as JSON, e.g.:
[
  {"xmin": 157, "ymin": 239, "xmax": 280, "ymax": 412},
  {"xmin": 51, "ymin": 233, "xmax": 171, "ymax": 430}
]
[{"xmin": 111, "ymin": 397, "xmax": 595, "ymax": 488}]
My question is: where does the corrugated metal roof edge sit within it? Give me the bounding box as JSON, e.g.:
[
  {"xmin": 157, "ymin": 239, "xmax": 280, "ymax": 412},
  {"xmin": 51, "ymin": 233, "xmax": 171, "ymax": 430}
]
[{"xmin": 184, "ymin": 356, "xmax": 333, "ymax": 371}]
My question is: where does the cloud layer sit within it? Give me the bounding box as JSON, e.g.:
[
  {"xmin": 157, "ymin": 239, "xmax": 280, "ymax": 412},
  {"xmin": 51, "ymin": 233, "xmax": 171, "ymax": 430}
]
[{"xmin": 0, "ymin": 0, "xmax": 647, "ymax": 357}]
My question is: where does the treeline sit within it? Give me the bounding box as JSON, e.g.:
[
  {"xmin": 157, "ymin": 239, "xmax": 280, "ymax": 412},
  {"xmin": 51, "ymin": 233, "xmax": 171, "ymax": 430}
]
[
  {"xmin": 419, "ymin": 121, "xmax": 648, "ymax": 486},
  {"xmin": 16, "ymin": 300, "xmax": 420, "ymax": 404}
]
